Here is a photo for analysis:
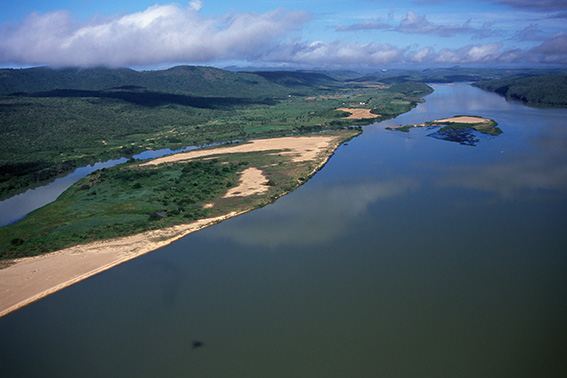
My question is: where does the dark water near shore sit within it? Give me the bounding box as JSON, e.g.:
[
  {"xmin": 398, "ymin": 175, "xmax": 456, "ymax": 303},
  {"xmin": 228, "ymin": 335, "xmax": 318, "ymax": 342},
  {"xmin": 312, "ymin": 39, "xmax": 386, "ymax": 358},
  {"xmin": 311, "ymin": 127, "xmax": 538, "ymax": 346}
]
[{"xmin": 1, "ymin": 84, "xmax": 566, "ymax": 377}]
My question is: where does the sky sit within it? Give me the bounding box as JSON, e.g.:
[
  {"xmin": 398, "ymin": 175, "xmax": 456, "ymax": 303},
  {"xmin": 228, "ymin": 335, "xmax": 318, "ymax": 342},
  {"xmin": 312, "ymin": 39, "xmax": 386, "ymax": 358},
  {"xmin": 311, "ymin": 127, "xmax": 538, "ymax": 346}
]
[{"xmin": 0, "ymin": 0, "xmax": 566, "ymax": 69}]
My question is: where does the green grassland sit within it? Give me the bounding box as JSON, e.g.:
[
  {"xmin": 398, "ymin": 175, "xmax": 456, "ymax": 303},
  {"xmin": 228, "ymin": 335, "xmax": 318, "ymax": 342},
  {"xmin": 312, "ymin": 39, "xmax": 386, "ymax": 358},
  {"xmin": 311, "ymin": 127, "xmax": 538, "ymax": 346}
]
[
  {"xmin": 0, "ymin": 129, "xmax": 359, "ymax": 259},
  {"xmin": 0, "ymin": 67, "xmax": 432, "ymax": 200}
]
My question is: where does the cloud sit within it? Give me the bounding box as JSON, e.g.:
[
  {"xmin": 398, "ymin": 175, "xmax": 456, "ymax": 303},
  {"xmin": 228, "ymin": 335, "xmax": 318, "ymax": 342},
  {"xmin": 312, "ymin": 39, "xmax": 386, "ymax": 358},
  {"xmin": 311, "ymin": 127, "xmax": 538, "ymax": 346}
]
[
  {"xmin": 416, "ymin": 0, "xmax": 567, "ymax": 12},
  {"xmin": 408, "ymin": 47, "xmax": 434, "ymax": 63},
  {"xmin": 257, "ymin": 40, "xmax": 405, "ymax": 66},
  {"xmin": 435, "ymin": 43, "xmax": 506, "ymax": 63},
  {"xmin": 0, "ymin": 3, "xmax": 309, "ymax": 67},
  {"xmin": 335, "ymin": 11, "xmax": 499, "ymax": 39},
  {"xmin": 514, "ymin": 24, "xmax": 548, "ymax": 41},
  {"xmin": 335, "ymin": 19, "xmax": 391, "ymax": 32},
  {"xmin": 188, "ymin": 0, "xmax": 204, "ymax": 12},
  {"xmin": 547, "ymin": 12, "xmax": 567, "ymax": 19},
  {"xmin": 397, "ymin": 10, "xmax": 500, "ymax": 39},
  {"xmin": 483, "ymin": 0, "xmax": 567, "ymax": 11},
  {"xmin": 0, "ymin": 2, "xmax": 564, "ymax": 68},
  {"xmin": 525, "ymin": 32, "xmax": 567, "ymax": 64}
]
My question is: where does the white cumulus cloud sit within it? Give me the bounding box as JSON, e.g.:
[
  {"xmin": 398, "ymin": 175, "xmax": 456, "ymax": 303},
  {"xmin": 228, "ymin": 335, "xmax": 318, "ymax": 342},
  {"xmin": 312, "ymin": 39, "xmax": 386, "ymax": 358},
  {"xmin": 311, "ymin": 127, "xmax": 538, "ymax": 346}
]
[
  {"xmin": 0, "ymin": 3, "xmax": 309, "ymax": 67},
  {"xmin": 189, "ymin": 0, "xmax": 204, "ymax": 12}
]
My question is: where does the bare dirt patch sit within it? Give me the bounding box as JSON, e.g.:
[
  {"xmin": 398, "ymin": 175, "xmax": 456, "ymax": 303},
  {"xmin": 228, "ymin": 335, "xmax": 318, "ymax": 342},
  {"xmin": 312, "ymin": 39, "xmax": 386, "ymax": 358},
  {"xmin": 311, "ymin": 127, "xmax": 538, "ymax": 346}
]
[
  {"xmin": 223, "ymin": 167, "xmax": 269, "ymax": 198},
  {"xmin": 336, "ymin": 108, "xmax": 379, "ymax": 119}
]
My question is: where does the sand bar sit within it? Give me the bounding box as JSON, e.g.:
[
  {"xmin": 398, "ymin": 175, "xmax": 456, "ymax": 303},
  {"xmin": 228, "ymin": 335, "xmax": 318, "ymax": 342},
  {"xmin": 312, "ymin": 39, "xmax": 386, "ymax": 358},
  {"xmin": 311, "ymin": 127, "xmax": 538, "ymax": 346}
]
[
  {"xmin": 0, "ymin": 133, "xmax": 350, "ymax": 317},
  {"xmin": 432, "ymin": 116, "xmax": 491, "ymax": 124},
  {"xmin": 142, "ymin": 135, "xmax": 338, "ymax": 166}
]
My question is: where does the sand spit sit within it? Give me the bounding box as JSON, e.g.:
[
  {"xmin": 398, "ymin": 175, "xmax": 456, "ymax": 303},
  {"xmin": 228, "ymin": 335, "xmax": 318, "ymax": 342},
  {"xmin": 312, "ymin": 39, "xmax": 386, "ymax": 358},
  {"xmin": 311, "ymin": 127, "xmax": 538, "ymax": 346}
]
[{"xmin": 0, "ymin": 133, "xmax": 350, "ymax": 317}]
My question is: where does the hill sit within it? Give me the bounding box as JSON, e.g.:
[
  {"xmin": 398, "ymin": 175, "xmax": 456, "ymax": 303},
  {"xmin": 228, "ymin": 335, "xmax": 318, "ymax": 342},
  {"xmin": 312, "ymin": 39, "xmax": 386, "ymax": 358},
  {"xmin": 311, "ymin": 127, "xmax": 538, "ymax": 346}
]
[
  {"xmin": 0, "ymin": 66, "xmax": 291, "ymax": 98},
  {"xmin": 252, "ymin": 71, "xmax": 339, "ymax": 89},
  {"xmin": 472, "ymin": 74, "xmax": 567, "ymax": 107}
]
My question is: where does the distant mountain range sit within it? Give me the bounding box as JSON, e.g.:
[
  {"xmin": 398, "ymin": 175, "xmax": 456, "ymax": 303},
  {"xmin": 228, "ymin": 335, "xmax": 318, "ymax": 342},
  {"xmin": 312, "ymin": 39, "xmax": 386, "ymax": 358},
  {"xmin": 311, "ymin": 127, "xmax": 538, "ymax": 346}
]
[{"xmin": 2, "ymin": 65, "xmax": 565, "ymax": 97}]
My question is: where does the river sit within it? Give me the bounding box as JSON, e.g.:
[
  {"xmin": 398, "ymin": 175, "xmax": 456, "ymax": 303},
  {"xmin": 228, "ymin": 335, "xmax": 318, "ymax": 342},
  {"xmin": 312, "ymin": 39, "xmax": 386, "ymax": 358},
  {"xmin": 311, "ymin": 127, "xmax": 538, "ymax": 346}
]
[
  {"xmin": 1, "ymin": 83, "xmax": 566, "ymax": 377},
  {"xmin": 0, "ymin": 146, "xmax": 208, "ymax": 227}
]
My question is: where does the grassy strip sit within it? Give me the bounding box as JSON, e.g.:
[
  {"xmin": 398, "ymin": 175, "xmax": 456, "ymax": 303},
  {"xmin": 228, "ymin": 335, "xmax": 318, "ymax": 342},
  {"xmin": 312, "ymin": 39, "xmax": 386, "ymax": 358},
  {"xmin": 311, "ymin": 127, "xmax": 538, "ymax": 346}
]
[{"xmin": 0, "ymin": 130, "xmax": 359, "ymax": 260}]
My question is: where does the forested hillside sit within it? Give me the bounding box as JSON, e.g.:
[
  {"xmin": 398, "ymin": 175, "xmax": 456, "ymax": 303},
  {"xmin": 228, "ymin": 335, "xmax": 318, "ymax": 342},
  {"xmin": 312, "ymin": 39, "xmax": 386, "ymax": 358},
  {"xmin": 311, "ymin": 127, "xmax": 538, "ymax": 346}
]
[
  {"xmin": 0, "ymin": 65, "xmax": 432, "ymax": 200},
  {"xmin": 472, "ymin": 74, "xmax": 567, "ymax": 107},
  {"xmin": 0, "ymin": 66, "xmax": 291, "ymax": 98},
  {"xmin": 349, "ymin": 67, "xmax": 566, "ymax": 85}
]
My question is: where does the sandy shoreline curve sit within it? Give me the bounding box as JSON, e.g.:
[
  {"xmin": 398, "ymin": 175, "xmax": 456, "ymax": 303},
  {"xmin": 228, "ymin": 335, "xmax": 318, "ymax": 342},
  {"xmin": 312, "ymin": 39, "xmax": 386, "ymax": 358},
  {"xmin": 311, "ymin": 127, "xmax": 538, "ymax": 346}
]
[
  {"xmin": 0, "ymin": 133, "xmax": 352, "ymax": 318},
  {"xmin": 0, "ymin": 212, "xmax": 244, "ymax": 318}
]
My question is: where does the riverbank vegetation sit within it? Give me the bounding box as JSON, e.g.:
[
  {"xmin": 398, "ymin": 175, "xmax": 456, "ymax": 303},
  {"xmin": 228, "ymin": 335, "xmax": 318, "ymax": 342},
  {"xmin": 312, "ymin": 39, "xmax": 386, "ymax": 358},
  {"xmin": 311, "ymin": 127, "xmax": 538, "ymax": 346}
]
[
  {"xmin": 472, "ymin": 74, "xmax": 567, "ymax": 107},
  {"xmin": 0, "ymin": 66, "xmax": 432, "ymax": 200},
  {"xmin": 0, "ymin": 130, "xmax": 359, "ymax": 259}
]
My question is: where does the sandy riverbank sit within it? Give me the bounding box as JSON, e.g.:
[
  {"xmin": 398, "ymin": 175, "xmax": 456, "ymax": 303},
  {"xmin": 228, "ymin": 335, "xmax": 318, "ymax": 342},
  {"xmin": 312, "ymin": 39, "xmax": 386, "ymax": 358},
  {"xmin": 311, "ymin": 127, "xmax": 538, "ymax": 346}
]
[{"xmin": 0, "ymin": 133, "xmax": 351, "ymax": 317}]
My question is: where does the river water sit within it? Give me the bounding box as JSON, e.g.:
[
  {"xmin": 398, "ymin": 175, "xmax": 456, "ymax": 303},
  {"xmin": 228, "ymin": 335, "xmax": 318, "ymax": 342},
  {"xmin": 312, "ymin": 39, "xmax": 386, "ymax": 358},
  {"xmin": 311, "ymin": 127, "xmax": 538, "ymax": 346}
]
[
  {"xmin": 1, "ymin": 84, "xmax": 566, "ymax": 377},
  {"xmin": 0, "ymin": 146, "xmax": 208, "ymax": 227}
]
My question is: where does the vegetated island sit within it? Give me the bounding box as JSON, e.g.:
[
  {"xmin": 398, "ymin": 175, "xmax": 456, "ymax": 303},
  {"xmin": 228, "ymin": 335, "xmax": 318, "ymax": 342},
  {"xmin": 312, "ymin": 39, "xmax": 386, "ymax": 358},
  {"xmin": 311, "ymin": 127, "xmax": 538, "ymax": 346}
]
[
  {"xmin": 387, "ymin": 115, "xmax": 501, "ymax": 134},
  {"xmin": 472, "ymin": 73, "xmax": 567, "ymax": 108},
  {"xmin": 386, "ymin": 115, "xmax": 501, "ymax": 146},
  {"xmin": 0, "ymin": 130, "xmax": 358, "ymax": 317}
]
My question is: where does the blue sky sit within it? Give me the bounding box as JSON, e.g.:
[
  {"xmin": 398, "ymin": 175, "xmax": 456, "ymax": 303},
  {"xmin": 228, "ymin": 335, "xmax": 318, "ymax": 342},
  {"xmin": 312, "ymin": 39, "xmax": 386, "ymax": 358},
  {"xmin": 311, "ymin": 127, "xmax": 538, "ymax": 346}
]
[{"xmin": 1, "ymin": 0, "xmax": 566, "ymax": 69}]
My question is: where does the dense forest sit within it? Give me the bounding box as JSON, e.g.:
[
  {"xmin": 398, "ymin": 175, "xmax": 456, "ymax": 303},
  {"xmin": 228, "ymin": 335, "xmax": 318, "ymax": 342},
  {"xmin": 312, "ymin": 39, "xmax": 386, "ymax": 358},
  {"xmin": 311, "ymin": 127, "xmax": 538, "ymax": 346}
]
[
  {"xmin": 344, "ymin": 67, "xmax": 566, "ymax": 85},
  {"xmin": 472, "ymin": 74, "xmax": 567, "ymax": 107},
  {"xmin": 0, "ymin": 66, "xmax": 432, "ymax": 200}
]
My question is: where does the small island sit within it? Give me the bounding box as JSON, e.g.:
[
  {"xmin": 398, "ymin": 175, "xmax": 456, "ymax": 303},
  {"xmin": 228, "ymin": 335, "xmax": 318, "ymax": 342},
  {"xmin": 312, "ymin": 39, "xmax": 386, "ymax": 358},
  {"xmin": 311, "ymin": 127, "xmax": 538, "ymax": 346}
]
[
  {"xmin": 387, "ymin": 115, "xmax": 501, "ymax": 135},
  {"xmin": 386, "ymin": 115, "xmax": 501, "ymax": 146}
]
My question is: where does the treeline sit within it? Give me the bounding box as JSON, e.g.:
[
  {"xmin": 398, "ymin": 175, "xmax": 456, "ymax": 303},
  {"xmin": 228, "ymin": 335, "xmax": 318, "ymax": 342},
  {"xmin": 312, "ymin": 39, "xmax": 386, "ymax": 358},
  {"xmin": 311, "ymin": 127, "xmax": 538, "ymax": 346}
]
[{"xmin": 472, "ymin": 74, "xmax": 567, "ymax": 107}]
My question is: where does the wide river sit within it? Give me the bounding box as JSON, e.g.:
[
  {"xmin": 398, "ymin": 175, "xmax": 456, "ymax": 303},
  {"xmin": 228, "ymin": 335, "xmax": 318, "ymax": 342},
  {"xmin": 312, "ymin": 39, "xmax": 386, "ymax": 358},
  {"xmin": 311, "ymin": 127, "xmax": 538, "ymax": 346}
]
[{"xmin": 1, "ymin": 84, "xmax": 566, "ymax": 377}]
